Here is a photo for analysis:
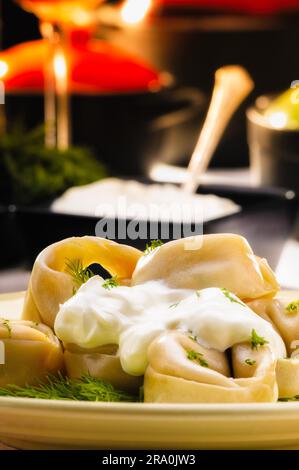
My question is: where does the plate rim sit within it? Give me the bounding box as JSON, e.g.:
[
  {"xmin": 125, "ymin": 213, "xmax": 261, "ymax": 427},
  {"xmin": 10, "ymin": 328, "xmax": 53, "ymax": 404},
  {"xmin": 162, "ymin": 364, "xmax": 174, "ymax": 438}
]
[
  {"xmin": 0, "ymin": 291, "xmax": 26, "ymax": 301},
  {"xmin": 1, "ymin": 396, "xmax": 299, "ymax": 415}
]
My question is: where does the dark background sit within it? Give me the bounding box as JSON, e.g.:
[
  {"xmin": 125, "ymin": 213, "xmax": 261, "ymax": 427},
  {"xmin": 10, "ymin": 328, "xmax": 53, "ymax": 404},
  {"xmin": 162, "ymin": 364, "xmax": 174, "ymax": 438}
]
[{"xmin": 1, "ymin": 0, "xmax": 299, "ymax": 170}]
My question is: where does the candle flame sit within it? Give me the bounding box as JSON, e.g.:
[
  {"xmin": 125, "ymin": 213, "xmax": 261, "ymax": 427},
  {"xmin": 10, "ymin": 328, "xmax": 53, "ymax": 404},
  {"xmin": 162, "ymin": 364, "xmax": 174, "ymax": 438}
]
[
  {"xmin": 121, "ymin": 0, "xmax": 152, "ymax": 25},
  {"xmin": 267, "ymin": 111, "xmax": 288, "ymax": 129},
  {"xmin": 0, "ymin": 60, "xmax": 8, "ymax": 79},
  {"xmin": 54, "ymin": 52, "xmax": 67, "ymax": 82}
]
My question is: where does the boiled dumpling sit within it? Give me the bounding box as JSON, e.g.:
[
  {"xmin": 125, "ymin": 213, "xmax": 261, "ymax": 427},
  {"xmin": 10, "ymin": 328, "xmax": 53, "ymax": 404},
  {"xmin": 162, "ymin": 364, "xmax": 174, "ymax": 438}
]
[
  {"xmin": 0, "ymin": 319, "xmax": 64, "ymax": 387},
  {"xmin": 144, "ymin": 331, "xmax": 277, "ymax": 403},
  {"xmin": 22, "ymin": 236, "xmax": 142, "ymax": 328},
  {"xmin": 248, "ymin": 291, "xmax": 299, "ymax": 355},
  {"xmin": 63, "ymin": 344, "xmax": 142, "ymax": 394},
  {"xmin": 132, "ymin": 234, "xmax": 279, "ymax": 300},
  {"xmin": 248, "ymin": 291, "xmax": 299, "ymax": 398}
]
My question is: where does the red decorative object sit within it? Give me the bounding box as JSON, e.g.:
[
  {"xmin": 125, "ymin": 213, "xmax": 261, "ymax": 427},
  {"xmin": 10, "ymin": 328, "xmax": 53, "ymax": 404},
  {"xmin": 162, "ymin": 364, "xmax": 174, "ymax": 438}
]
[
  {"xmin": 0, "ymin": 33, "xmax": 162, "ymax": 94},
  {"xmin": 159, "ymin": 0, "xmax": 299, "ymax": 14}
]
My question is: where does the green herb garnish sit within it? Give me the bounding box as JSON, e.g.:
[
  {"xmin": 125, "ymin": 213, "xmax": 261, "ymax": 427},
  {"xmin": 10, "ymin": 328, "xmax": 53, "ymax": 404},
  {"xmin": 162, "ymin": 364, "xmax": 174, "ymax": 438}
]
[
  {"xmin": 139, "ymin": 385, "xmax": 144, "ymax": 402},
  {"xmin": 245, "ymin": 358, "xmax": 256, "ymax": 366},
  {"xmin": 0, "ymin": 123, "xmax": 107, "ymax": 206},
  {"xmin": 144, "ymin": 239, "xmax": 163, "ymax": 255},
  {"xmin": 221, "ymin": 288, "xmax": 245, "ymax": 307},
  {"xmin": 102, "ymin": 276, "xmax": 119, "ymax": 290},
  {"xmin": 0, "ymin": 374, "xmax": 137, "ymax": 402},
  {"xmin": 65, "ymin": 258, "xmax": 94, "ymax": 293},
  {"xmin": 195, "ymin": 291, "xmax": 201, "ymax": 298},
  {"xmin": 250, "ymin": 329, "xmax": 269, "ymax": 350},
  {"xmin": 187, "ymin": 349, "xmax": 209, "ymax": 368},
  {"xmin": 169, "ymin": 302, "xmax": 180, "ymax": 309},
  {"xmin": 188, "ymin": 335, "xmax": 198, "ymax": 343},
  {"xmin": 1, "ymin": 320, "xmax": 12, "ymax": 338},
  {"xmin": 286, "ymin": 300, "xmax": 299, "ymax": 315},
  {"xmin": 279, "ymin": 395, "xmax": 299, "ymax": 402}
]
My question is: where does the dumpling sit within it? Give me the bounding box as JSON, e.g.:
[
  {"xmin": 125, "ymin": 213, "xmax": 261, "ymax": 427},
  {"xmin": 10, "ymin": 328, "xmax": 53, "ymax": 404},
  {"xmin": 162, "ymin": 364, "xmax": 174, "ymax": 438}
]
[
  {"xmin": 248, "ymin": 291, "xmax": 299, "ymax": 398},
  {"xmin": 54, "ymin": 278, "xmax": 284, "ymax": 397},
  {"xmin": 53, "ymin": 276, "xmax": 190, "ymax": 390},
  {"xmin": 248, "ymin": 291, "xmax": 299, "ymax": 355},
  {"xmin": 22, "ymin": 236, "xmax": 142, "ymax": 328},
  {"xmin": 63, "ymin": 344, "xmax": 142, "ymax": 394},
  {"xmin": 132, "ymin": 234, "xmax": 279, "ymax": 300},
  {"xmin": 144, "ymin": 331, "xmax": 277, "ymax": 403},
  {"xmin": 0, "ymin": 319, "xmax": 64, "ymax": 387}
]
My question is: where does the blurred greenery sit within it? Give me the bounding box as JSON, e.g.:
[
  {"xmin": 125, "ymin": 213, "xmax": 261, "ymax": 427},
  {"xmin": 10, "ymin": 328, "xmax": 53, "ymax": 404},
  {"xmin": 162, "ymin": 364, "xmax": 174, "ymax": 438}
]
[{"xmin": 0, "ymin": 124, "xmax": 107, "ymax": 205}]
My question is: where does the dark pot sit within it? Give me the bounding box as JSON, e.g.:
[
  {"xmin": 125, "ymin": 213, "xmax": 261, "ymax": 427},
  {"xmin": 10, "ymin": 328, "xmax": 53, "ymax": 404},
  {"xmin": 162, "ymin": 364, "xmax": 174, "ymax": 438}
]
[
  {"xmin": 105, "ymin": 13, "xmax": 299, "ymax": 168},
  {"xmin": 5, "ymin": 87, "xmax": 206, "ymax": 176},
  {"xmin": 247, "ymin": 95, "xmax": 299, "ymax": 192}
]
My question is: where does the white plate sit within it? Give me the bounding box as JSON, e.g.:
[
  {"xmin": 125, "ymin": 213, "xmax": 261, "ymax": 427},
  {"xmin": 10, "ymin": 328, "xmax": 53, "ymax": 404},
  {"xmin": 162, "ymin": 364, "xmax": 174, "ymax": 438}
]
[
  {"xmin": 2, "ymin": 398, "xmax": 299, "ymax": 450},
  {"xmin": 1, "ymin": 292, "xmax": 299, "ymax": 450}
]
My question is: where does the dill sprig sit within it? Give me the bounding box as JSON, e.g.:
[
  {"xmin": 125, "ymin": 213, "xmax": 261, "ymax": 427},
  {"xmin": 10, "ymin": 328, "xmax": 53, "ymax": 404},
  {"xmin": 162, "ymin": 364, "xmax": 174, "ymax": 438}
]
[
  {"xmin": 187, "ymin": 349, "xmax": 209, "ymax": 368},
  {"xmin": 102, "ymin": 276, "xmax": 119, "ymax": 290},
  {"xmin": 1, "ymin": 319, "xmax": 12, "ymax": 337},
  {"xmin": 221, "ymin": 288, "xmax": 245, "ymax": 307},
  {"xmin": 65, "ymin": 258, "xmax": 95, "ymax": 293},
  {"xmin": 0, "ymin": 374, "xmax": 137, "ymax": 402},
  {"xmin": 245, "ymin": 358, "xmax": 256, "ymax": 366},
  {"xmin": 188, "ymin": 331, "xmax": 198, "ymax": 343},
  {"xmin": 250, "ymin": 329, "xmax": 269, "ymax": 350},
  {"xmin": 144, "ymin": 239, "xmax": 163, "ymax": 255},
  {"xmin": 279, "ymin": 395, "xmax": 299, "ymax": 402},
  {"xmin": 286, "ymin": 300, "xmax": 299, "ymax": 315},
  {"xmin": 169, "ymin": 302, "xmax": 180, "ymax": 309},
  {"xmin": 139, "ymin": 385, "xmax": 144, "ymax": 402},
  {"xmin": 188, "ymin": 335, "xmax": 198, "ymax": 343}
]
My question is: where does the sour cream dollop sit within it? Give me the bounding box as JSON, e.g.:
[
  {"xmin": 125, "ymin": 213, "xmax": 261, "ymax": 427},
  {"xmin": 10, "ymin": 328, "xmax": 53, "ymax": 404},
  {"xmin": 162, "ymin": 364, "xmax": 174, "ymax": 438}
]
[{"xmin": 54, "ymin": 277, "xmax": 286, "ymax": 376}]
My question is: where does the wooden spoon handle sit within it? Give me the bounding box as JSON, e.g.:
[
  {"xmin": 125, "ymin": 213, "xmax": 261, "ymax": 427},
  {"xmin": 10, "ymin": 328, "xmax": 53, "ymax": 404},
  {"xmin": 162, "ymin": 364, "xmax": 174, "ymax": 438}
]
[{"xmin": 183, "ymin": 65, "xmax": 254, "ymax": 194}]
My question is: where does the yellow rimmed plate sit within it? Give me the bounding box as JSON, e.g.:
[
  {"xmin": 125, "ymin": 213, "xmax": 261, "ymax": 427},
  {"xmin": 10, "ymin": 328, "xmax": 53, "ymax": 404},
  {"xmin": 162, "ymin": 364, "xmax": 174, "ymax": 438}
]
[{"xmin": 1, "ymin": 292, "xmax": 299, "ymax": 450}]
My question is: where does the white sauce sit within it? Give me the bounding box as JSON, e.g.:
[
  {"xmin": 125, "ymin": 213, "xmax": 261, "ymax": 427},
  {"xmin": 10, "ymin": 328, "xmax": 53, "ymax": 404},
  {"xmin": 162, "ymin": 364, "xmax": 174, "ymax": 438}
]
[{"xmin": 54, "ymin": 277, "xmax": 286, "ymax": 376}]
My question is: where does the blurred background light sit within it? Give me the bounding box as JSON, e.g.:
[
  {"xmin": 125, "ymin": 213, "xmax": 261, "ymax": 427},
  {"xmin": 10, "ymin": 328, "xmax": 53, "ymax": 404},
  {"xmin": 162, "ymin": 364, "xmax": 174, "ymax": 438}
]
[{"xmin": 121, "ymin": 0, "xmax": 152, "ymax": 25}]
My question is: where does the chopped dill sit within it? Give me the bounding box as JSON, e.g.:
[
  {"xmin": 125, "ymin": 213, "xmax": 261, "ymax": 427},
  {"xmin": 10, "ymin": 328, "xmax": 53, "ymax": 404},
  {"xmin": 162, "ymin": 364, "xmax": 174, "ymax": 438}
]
[
  {"xmin": 187, "ymin": 349, "xmax": 209, "ymax": 368},
  {"xmin": 245, "ymin": 358, "xmax": 256, "ymax": 366},
  {"xmin": 221, "ymin": 288, "xmax": 245, "ymax": 307},
  {"xmin": 279, "ymin": 395, "xmax": 299, "ymax": 402},
  {"xmin": 250, "ymin": 329, "xmax": 269, "ymax": 350},
  {"xmin": 286, "ymin": 300, "xmax": 299, "ymax": 315},
  {"xmin": 0, "ymin": 374, "xmax": 137, "ymax": 402},
  {"xmin": 139, "ymin": 385, "xmax": 144, "ymax": 402},
  {"xmin": 144, "ymin": 239, "xmax": 163, "ymax": 255},
  {"xmin": 1, "ymin": 319, "xmax": 12, "ymax": 338},
  {"xmin": 102, "ymin": 276, "xmax": 119, "ymax": 290},
  {"xmin": 188, "ymin": 333, "xmax": 198, "ymax": 343},
  {"xmin": 169, "ymin": 302, "xmax": 180, "ymax": 309},
  {"xmin": 65, "ymin": 258, "xmax": 94, "ymax": 293}
]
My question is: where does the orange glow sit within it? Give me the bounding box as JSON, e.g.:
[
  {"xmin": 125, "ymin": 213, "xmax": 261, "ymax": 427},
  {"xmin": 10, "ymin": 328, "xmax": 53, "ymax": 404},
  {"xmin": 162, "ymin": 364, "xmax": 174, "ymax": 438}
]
[
  {"xmin": 121, "ymin": 0, "xmax": 152, "ymax": 25},
  {"xmin": 0, "ymin": 39, "xmax": 161, "ymax": 94},
  {"xmin": 0, "ymin": 61, "xmax": 8, "ymax": 79},
  {"xmin": 17, "ymin": 0, "xmax": 103, "ymax": 26}
]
